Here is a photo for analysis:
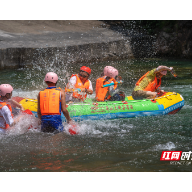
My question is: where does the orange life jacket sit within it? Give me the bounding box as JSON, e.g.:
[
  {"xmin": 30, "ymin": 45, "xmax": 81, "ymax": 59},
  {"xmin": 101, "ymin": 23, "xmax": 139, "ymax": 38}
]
[
  {"xmin": 95, "ymin": 76, "xmax": 117, "ymax": 101},
  {"xmin": 0, "ymin": 102, "xmax": 14, "ymax": 129},
  {"xmin": 135, "ymin": 71, "xmax": 161, "ymax": 92},
  {"xmin": 40, "ymin": 87, "xmax": 61, "ymax": 116},
  {"xmin": 65, "ymin": 74, "xmax": 90, "ymax": 100}
]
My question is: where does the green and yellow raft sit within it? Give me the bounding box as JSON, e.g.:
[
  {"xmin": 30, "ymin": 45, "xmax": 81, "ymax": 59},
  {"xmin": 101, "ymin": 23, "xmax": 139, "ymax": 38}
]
[{"xmin": 12, "ymin": 92, "xmax": 184, "ymax": 121}]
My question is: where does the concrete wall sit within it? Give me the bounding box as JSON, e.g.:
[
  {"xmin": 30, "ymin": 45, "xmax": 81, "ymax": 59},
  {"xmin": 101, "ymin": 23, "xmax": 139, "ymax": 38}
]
[
  {"xmin": 0, "ymin": 39, "xmax": 135, "ymax": 70},
  {"xmin": 0, "ymin": 20, "xmax": 157, "ymax": 70},
  {"xmin": 0, "ymin": 33, "xmax": 157, "ymax": 70}
]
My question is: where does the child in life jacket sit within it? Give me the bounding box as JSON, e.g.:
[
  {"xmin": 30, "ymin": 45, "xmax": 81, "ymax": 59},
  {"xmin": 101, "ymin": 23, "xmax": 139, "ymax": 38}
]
[
  {"xmin": 95, "ymin": 66, "xmax": 125, "ymax": 101},
  {"xmin": 65, "ymin": 66, "xmax": 93, "ymax": 103},
  {"xmin": 37, "ymin": 72, "xmax": 72, "ymax": 133},
  {"xmin": 132, "ymin": 66, "xmax": 175, "ymax": 100},
  {"xmin": 0, "ymin": 84, "xmax": 24, "ymax": 133}
]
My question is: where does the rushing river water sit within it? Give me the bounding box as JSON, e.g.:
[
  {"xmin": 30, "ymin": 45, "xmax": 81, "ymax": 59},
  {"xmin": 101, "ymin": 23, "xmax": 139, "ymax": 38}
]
[{"xmin": 0, "ymin": 58, "xmax": 192, "ymax": 172}]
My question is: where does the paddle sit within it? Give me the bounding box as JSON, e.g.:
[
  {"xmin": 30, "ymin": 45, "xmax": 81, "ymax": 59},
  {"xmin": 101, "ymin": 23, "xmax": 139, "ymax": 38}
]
[
  {"xmin": 170, "ymin": 69, "xmax": 178, "ymax": 78},
  {"xmin": 102, "ymin": 80, "xmax": 123, "ymax": 88}
]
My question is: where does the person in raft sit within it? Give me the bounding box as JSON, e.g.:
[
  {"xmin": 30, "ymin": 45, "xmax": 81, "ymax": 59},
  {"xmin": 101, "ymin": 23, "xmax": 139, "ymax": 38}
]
[
  {"xmin": 95, "ymin": 66, "xmax": 125, "ymax": 101},
  {"xmin": 65, "ymin": 66, "xmax": 93, "ymax": 102},
  {"xmin": 132, "ymin": 65, "xmax": 174, "ymax": 100},
  {"xmin": 37, "ymin": 72, "xmax": 71, "ymax": 133},
  {"xmin": 0, "ymin": 84, "xmax": 24, "ymax": 133}
]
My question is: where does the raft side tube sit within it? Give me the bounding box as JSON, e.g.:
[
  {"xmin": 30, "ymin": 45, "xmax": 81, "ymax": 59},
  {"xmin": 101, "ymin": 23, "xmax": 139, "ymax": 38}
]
[{"xmin": 12, "ymin": 92, "xmax": 185, "ymax": 122}]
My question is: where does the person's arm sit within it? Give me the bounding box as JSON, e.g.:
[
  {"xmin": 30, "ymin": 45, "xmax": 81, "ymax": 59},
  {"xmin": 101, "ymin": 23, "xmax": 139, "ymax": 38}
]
[
  {"xmin": 9, "ymin": 99, "xmax": 24, "ymax": 111},
  {"xmin": 83, "ymin": 86, "xmax": 93, "ymax": 94},
  {"xmin": 81, "ymin": 87, "xmax": 93, "ymax": 94},
  {"xmin": 2, "ymin": 105, "xmax": 34, "ymax": 127},
  {"xmin": 2, "ymin": 106, "xmax": 14, "ymax": 126},
  {"xmin": 109, "ymin": 85, "xmax": 119, "ymax": 96},
  {"xmin": 155, "ymin": 66, "xmax": 172, "ymax": 73},
  {"xmin": 85, "ymin": 88, "xmax": 93, "ymax": 94},
  {"xmin": 1, "ymin": 106, "xmax": 21, "ymax": 127},
  {"xmin": 81, "ymin": 80, "xmax": 93, "ymax": 94},
  {"xmin": 61, "ymin": 90, "xmax": 71, "ymax": 123},
  {"xmin": 37, "ymin": 92, "xmax": 41, "ymax": 119}
]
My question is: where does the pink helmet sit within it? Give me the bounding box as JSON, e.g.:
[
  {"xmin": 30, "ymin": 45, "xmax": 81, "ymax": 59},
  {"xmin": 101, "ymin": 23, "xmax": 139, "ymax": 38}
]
[
  {"xmin": 0, "ymin": 84, "xmax": 13, "ymax": 96},
  {"xmin": 103, "ymin": 66, "xmax": 118, "ymax": 78},
  {"xmin": 44, "ymin": 72, "xmax": 58, "ymax": 83}
]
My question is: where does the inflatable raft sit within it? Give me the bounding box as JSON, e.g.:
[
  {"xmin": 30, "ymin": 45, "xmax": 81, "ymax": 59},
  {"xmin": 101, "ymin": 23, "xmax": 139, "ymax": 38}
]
[{"xmin": 12, "ymin": 92, "xmax": 184, "ymax": 122}]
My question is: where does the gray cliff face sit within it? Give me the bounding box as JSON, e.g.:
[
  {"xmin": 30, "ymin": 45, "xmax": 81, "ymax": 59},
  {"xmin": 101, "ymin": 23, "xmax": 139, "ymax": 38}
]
[
  {"xmin": 1, "ymin": 20, "xmax": 154, "ymax": 70},
  {"xmin": 154, "ymin": 21, "xmax": 192, "ymax": 58},
  {"xmin": 0, "ymin": 21, "xmax": 192, "ymax": 70}
]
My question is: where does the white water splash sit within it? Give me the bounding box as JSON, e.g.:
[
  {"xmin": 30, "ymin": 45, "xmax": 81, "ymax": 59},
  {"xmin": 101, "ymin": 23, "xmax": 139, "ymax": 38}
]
[
  {"xmin": 0, "ymin": 114, "xmax": 40, "ymax": 138},
  {"xmin": 64, "ymin": 121, "xmax": 102, "ymax": 135},
  {"xmin": 63, "ymin": 119, "xmax": 133, "ymax": 136},
  {"xmin": 153, "ymin": 142, "xmax": 176, "ymax": 151}
]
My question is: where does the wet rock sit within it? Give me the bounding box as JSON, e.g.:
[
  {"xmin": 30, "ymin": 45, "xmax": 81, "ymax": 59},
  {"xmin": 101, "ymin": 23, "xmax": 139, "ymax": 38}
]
[{"xmin": 154, "ymin": 22, "xmax": 192, "ymax": 58}]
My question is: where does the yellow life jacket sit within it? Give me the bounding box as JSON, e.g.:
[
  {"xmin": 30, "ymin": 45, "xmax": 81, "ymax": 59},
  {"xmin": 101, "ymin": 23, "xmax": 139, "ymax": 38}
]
[{"xmin": 136, "ymin": 71, "xmax": 161, "ymax": 92}]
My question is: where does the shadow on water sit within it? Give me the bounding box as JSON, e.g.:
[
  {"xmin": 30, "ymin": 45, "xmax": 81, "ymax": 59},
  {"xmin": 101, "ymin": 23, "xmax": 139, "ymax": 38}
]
[{"xmin": 0, "ymin": 58, "xmax": 192, "ymax": 171}]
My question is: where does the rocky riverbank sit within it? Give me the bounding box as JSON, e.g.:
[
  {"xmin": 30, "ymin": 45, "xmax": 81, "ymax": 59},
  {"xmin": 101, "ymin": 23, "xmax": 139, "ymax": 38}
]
[
  {"xmin": 154, "ymin": 21, "xmax": 192, "ymax": 58},
  {"xmin": 0, "ymin": 20, "xmax": 191, "ymax": 70},
  {"xmin": 0, "ymin": 20, "xmax": 155, "ymax": 69}
]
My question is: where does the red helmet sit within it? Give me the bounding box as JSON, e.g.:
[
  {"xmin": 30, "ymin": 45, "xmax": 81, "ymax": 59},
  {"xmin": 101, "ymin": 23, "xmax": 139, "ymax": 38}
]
[{"xmin": 80, "ymin": 66, "xmax": 91, "ymax": 75}]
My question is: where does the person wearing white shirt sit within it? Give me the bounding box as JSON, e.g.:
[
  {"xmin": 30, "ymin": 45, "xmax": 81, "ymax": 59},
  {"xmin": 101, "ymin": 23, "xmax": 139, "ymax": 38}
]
[
  {"xmin": 0, "ymin": 84, "xmax": 24, "ymax": 133},
  {"xmin": 65, "ymin": 66, "xmax": 93, "ymax": 102}
]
